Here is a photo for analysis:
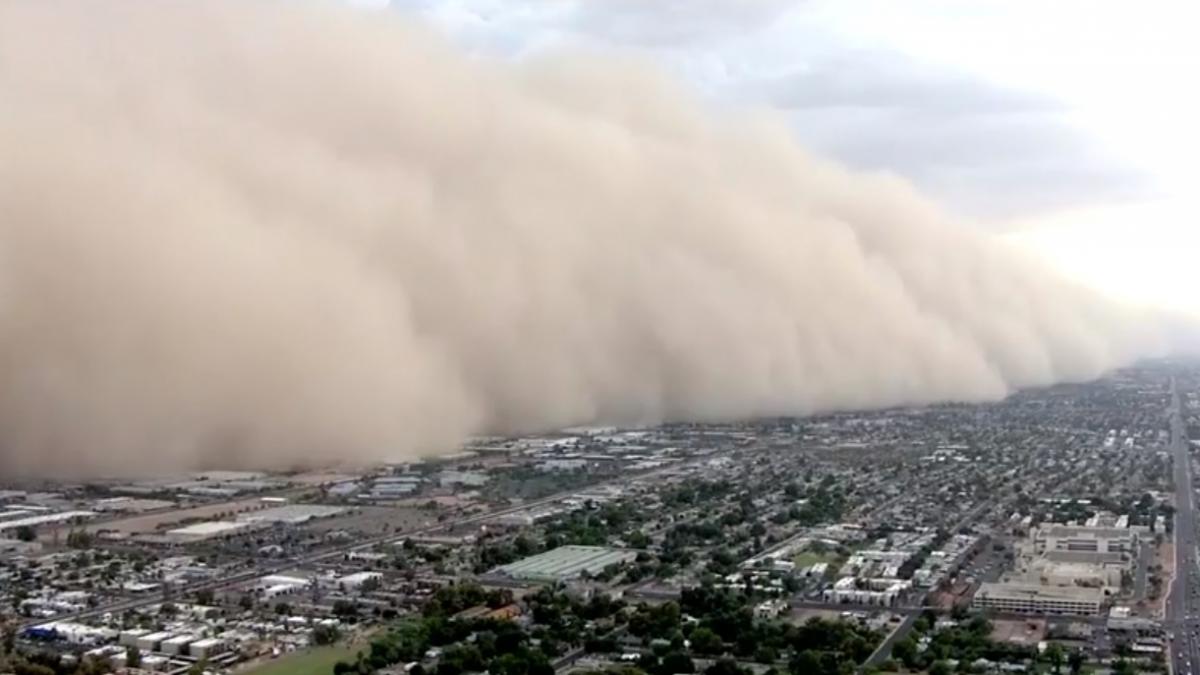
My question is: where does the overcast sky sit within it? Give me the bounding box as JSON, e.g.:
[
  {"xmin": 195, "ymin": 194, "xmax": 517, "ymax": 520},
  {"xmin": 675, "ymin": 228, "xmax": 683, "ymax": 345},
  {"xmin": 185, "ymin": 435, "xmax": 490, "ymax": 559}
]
[{"xmin": 381, "ymin": 0, "xmax": 1199, "ymax": 315}]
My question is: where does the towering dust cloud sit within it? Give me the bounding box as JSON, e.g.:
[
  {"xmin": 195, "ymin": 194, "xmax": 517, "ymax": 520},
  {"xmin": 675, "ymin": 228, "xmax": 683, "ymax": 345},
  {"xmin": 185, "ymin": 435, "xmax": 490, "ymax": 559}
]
[{"xmin": 0, "ymin": 0, "xmax": 1164, "ymax": 476}]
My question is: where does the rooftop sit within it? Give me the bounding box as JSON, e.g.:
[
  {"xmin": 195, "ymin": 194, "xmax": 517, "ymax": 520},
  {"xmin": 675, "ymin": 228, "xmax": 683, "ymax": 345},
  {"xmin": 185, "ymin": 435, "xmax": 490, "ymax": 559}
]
[
  {"xmin": 975, "ymin": 582, "xmax": 1105, "ymax": 603},
  {"xmin": 494, "ymin": 545, "xmax": 637, "ymax": 581},
  {"xmin": 166, "ymin": 521, "xmax": 250, "ymax": 538},
  {"xmin": 1037, "ymin": 525, "xmax": 1137, "ymax": 539},
  {"xmin": 0, "ymin": 511, "xmax": 97, "ymax": 532},
  {"xmin": 238, "ymin": 504, "xmax": 345, "ymax": 525},
  {"xmin": 1042, "ymin": 550, "xmax": 1126, "ymax": 566}
]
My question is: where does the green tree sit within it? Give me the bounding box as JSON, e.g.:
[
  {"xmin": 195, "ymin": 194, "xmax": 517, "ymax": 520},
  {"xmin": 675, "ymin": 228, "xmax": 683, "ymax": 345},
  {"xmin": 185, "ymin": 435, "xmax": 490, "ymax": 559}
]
[
  {"xmin": 514, "ymin": 535, "xmax": 538, "ymax": 556},
  {"xmin": 705, "ymin": 659, "xmax": 747, "ymax": 675},
  {"xmin": 1068, "ymin": 649, "xmax": 1085, "ymax": 674},
  {"xmin": 66, "ymin": 530, "xmax": 93, "ymax": 549},
  {"xmin": 662, "ymin": 652, "xmax": 695, "ymax": 674},
  {"xmin": 14, "ymin": 526, "xmax": 35, "ymax": 542},
  {"xmin": 688, "ymin": 627, "xmax": 723, "ymax": 655},
  {"xmin": 1044, "ymin": 643, "xmax": 1065, "ymax": 674},
  {"xmin": 753, "ymin": 646, "xmax": 778, "ymax": 664},
  {"xmin": 13, "ymin": 662, "xmax": 56, "ymax": 675},
  {"xmin": 789, "ymin": 650, "xmax": 821, "ymax": 675},
  {"xmin": 333, "ymin": 599, "xmax": 358, "ymax": 619},
  {"xmin": 126, "ymin": 646, "xmax": 143, "ymax": 668},
  {"xmin": 890, "ymin": 636, "xmax": 917, "ymax": 668}
]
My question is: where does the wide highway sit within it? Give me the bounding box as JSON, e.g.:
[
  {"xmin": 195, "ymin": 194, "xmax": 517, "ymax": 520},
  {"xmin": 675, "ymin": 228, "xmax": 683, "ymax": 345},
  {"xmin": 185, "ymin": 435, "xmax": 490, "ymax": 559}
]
[{"xmin": 1167, "ymin": 377, "xmax": 1198, "ymax": 675}]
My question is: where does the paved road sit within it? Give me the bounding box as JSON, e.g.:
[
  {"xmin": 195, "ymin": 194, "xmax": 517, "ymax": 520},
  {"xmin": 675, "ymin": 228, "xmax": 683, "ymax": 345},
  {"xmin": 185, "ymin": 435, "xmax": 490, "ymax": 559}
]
[
  {"xmin": 862, "ymin": 612, "xmax": 917, "ymax": 670},
  {"xmin": 1167, "ymin": 377, "xmax": 1197, "ymax": 675}
]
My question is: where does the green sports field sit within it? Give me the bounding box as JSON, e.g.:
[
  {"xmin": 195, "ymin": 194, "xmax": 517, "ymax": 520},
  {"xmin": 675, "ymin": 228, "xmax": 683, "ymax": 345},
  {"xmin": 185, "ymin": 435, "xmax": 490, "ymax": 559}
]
[{"xmin": 241, "ymin": 644, "xmax": 362, "ymax": 675}]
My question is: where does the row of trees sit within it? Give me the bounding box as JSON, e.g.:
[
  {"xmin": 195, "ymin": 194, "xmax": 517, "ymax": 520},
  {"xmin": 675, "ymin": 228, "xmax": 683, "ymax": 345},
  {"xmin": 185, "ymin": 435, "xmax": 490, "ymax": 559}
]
[
  {"xmin": 333, "ymin": 583, "xmax": 564, "ymax": 675},
  {"xmin": 888, "ymin": 613, "xmax": 1037, "ymax": 673},
  {"xmin": 619, "ymin": 586, "xmax": 876, "ymax": 674},
  {"xmin": 328, "ymin": 573, "xmax": 879, "ymax": 675}
]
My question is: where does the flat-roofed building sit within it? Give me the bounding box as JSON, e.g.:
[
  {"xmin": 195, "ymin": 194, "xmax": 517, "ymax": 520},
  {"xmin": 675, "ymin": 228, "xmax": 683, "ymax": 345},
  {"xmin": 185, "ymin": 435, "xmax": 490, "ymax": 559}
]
[
  {"xmin": 237, "ymin": 504, "xmax": 344, "ymax": 525},
  {"xmin": 165, "ymin": 521, "xmax": 252, "ymax": 543},
  {"xmin": 135, "ymin": 631, "xmax": 173, "ymax": 653},
  {"xmin": 1034, "ymin": 561, "xmax": 1121, "ymax": 592},
  {"xmin": 0, "ymin": 490, "xmax": 27, "ymax": 504},
  {"xmin": 1034, "ymin": 525, "xmax": 1140, "ymax": 554},
  {"xmin": 0, "ymin": 511, "xmax": 96, "ymax": 534},
  {"xmin": 337, "ymin": 571, "xmax": 383, "ymax": 591},
  {"xmin": 972, "ymin": 582, "xmax": 1104, "ymax": 616},
  {"xmin": 493, "ymin": 545, "xmax": 637, "ymax": 582},
  {"xmin": 0, "ymin": 509, "xmax": 34, "ymax": 523},
  {"xmin": 93, "ymin": 497, "xmax": 175, "ymax": 513},
  {"xmin": 1042, "ymin": 550, "xmax": 1129, "ymax": 567},
  {"xmin": 161, "ymin": 634, "xmax": 197, "ymax": 656},
  {"xmin": 189, "ymin": 638, "xmax": 226, "ymax": 660},
  {"xmin": 118, "ymin": 629, "xmax": 150, "ymax": 648}
]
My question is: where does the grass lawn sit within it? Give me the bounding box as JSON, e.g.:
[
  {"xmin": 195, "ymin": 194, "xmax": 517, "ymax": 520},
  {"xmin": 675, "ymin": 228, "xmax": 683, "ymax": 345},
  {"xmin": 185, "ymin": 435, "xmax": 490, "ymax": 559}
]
[
  {"xmin": 241, "ymin": 644, "xmax": 362, "ymax": 675},
  {"xmin": 793, "ymin": 551, "xmax": 837, "ymax": 568}
]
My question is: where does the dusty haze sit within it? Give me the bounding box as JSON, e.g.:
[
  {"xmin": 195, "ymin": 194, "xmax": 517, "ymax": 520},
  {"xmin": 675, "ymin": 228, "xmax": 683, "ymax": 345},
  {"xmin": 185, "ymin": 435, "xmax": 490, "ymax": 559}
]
[{"xmin": 0, "ymin": 0, "xmax": 1166, "ymax": 476}]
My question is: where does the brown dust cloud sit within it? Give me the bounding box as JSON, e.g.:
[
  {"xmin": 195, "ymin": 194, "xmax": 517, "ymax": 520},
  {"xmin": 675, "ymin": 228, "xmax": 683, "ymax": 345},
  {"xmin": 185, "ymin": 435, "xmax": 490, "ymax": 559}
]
[{"xmin": 0, "ymin": 0, "xmax": 1174, "ymax": 476}]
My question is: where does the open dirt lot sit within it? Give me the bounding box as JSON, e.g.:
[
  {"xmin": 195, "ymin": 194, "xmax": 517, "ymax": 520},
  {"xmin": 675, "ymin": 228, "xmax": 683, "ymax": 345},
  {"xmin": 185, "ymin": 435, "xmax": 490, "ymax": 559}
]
[
  {"xmin": 990, "ymin": 618, "xmax": 1046, "ymax": 646},
  {"xmin": 302, "ymin": 505, "xmax": 436, "ymax": 536},
  {"xmin": 80, "ymin": 498, "xmax": 270, "ymax": 535}
]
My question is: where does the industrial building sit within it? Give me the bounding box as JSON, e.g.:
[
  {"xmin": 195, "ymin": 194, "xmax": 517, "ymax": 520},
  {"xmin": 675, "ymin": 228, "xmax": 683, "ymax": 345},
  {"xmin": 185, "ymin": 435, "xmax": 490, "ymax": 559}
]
[
  {"xmin": 0, "ymin": 511, "xmax": 97, "ymax": 534},
  {"xmin": 165, "ymin": 521, "xmax": 255, "ymax": 543},
  {"xmin": 163, "ymin": 508, "xmax": 341, "ymax": 543},
  {"xmin": 972, "ymin": 582, "xmax": 1104, "ymax": 616},
  {"xmin": 493, "ymin": 545, "xmax": 637, "ymax": 582},
  {"xmin": 237, "ymin": 504, "xmax": 345, "ymax": 525},
  {"xmin": 336, "ymin": 571, "xmax": 383, "ymax": 591},
  {"xmin": 92, "ymin": 497, "xmax": 175, "ymax": 513},
  {"xmin": 256, "ymin": 574, "xmax": 310, "ymax": 599},
  {"xmin": 362, "ymin": 476, "xmax": 420, "ymax": 500}
]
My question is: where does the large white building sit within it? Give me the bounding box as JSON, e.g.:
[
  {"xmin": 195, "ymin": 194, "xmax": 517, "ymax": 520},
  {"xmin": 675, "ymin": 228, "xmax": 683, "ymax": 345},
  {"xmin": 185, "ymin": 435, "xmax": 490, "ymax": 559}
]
[
  {"xmin": 1033, "ymin": 525, "xmax": 1140, "ymax": 554},
  {"xmin": 494, "ymin": 545, "xmax": 637, "ymax": 582},
  {"xmin": 972, "ymin": 582, "xmax": 1104, "ymax": 616},
  {"xmin": 165, "ymin": 521, "xmax": 254, "ymax": 543}
]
